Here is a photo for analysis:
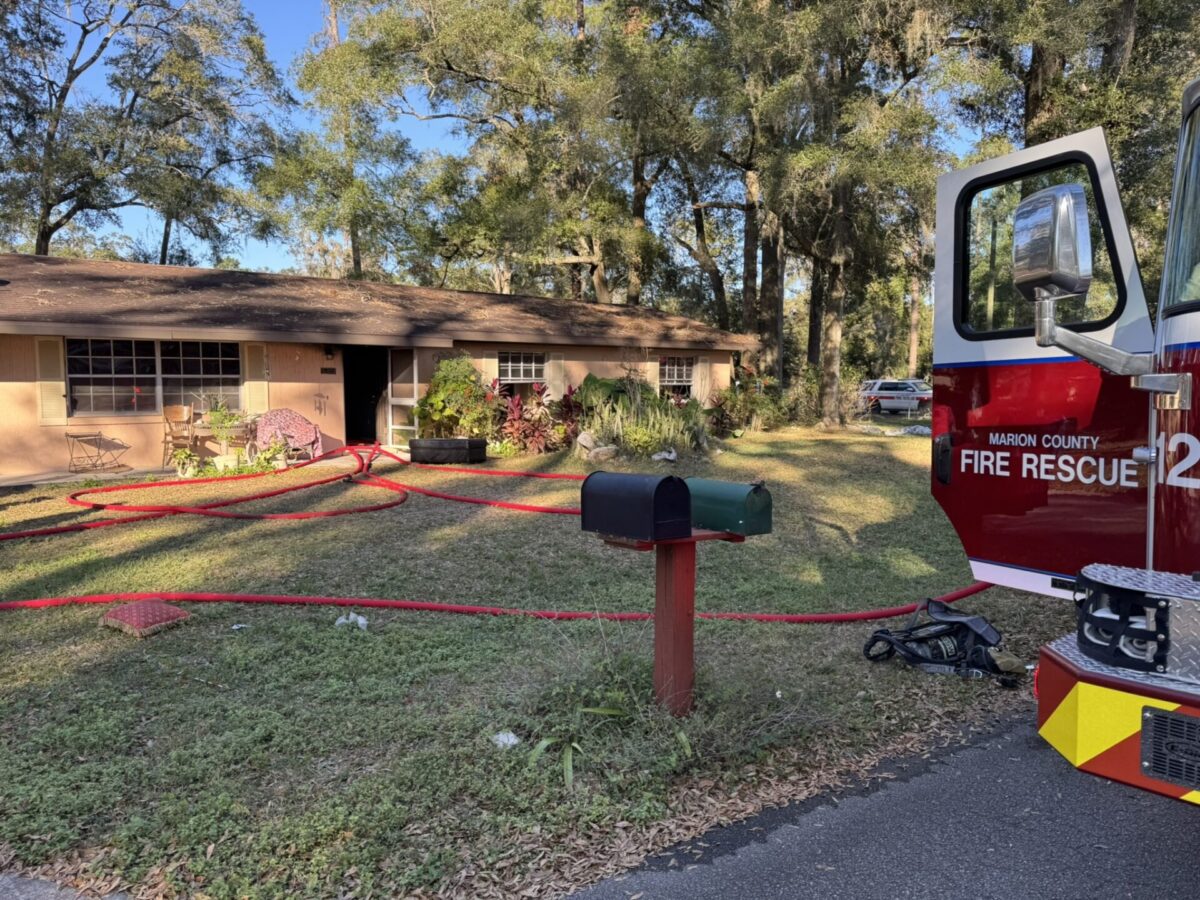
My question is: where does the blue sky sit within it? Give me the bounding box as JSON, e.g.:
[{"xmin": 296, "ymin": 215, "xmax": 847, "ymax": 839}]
[{"xmin": 108, "ymin": 0, "xmax": 463, "ymax": 272}]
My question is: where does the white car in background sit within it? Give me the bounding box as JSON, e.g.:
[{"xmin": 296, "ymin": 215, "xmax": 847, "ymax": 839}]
[{"xmin": 859, "ymin": 379, "xmax": 933, "ymax": 415}]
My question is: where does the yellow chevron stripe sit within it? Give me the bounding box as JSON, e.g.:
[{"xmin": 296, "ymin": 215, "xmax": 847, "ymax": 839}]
[
  {"xmin": 1178, "ymin": 791, "xmax": 1200, "ymax": 805},
  {"xmin": 1039, "ymin": 681, "xmax": 1179, "ymax": 767}
]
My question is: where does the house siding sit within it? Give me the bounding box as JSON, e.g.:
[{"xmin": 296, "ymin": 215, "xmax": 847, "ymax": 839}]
[
  {"xmin": 0, "ymin": 335, "xmax": 347, "ymax": 479},
  {"xmin": 452, "ymin": 342, "xmax": 733, "ymax": 400},
  {"xmin": 0, "ymin": 334, "xmax": 734, "ymax": 481}
]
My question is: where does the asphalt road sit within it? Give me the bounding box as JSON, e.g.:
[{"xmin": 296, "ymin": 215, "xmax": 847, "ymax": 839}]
[{"xmin": 572, "ymin": 723, "xmax": 1200, "ymax": 900}]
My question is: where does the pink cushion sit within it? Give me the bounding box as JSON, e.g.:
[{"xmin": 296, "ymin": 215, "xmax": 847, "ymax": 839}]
[{"xmin": 101, "ymin": 600, "xmax": 190, "ymax": 638}]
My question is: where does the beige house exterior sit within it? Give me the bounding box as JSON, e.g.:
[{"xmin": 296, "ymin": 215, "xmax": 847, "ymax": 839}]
[{"xmin": 0, "ymin": 254, "xmax": 753, "ymax": 479}]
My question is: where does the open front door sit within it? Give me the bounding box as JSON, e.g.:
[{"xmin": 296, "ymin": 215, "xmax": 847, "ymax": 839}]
[{"xmin": 932, "ymin": 128, "xmax": 1155, "ymax": 598}]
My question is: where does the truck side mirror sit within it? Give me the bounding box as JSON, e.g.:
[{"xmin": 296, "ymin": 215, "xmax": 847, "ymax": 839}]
[
  {"xmin": 1010, "ymin": 182, "xmax": 1153, "ymax": 377},
  {"xmin": 1012, "ymin": 183, "xmax": 1093, "ymax": 302}
]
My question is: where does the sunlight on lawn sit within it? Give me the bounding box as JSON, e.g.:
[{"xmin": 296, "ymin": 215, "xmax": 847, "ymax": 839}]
[{"xmin": 0, "ymin": 427, "xmax": 1071, "ymax": 899}]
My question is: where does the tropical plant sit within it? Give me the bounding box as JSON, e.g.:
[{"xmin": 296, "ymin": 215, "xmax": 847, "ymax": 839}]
[
  {"xmin": 500, "ymin": 384, "xmax": 559, "ymax": 454},
  {"xmin": 415, "ymin": 355, "xmax": 502, "ymax": 438}
]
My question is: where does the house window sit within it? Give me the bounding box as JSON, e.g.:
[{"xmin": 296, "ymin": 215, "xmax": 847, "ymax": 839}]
[
  {"xmin": 65, "ymin": 338, "xmax": 242, "ymax": 416},
  {"xmin": 66, "ymin": 339, "xmax": 159, "ymax": 414},
  {"xmin": 659, "ymin": 356, "xmax": 694, "ymax": 398},
  {"xmin": 160, "ymin": 341, "xmax": 242, "ymax": 409},
  {"xmin": 498, "ymin": 351, "xmax": 545, "ymax": 384}
]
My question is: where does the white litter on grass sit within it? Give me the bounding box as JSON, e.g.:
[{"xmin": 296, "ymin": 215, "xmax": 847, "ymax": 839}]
[
  {"xmin": 231, "ymin": 624, "xmax": 250, "ymax": 631},
  {"xmin": 652, "ymin": 447, "xmax": 678, "ymax": 462},
  {"xmin": 335, "ymin": 613, "xmax": 369, "ymax": 631},
  {"xmin": 884, "ymin": 425, "xmax": 932, "ymax": 437},
  {"xmin": 492, "ymin": 730, "xmax": 521, "ymax": 749}
]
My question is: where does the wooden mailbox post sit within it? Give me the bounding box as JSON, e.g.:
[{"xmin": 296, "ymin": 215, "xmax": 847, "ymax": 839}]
[
  {"xmin": 580, "ymin": 471, "xmax": 768, "ymax": 717},
  {"xmin": 603, "ymin": 529, "xmax": 744, "ymax": 716}
]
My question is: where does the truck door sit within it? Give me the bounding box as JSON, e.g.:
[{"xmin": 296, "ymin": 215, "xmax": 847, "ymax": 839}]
[
  {"xmin": 932, "ymin": 128, "xmax": 1155, "ymax": 598},
  {"xmin": 1153, "ymin": 92, "xmax": 1200, "ymax": 573}
]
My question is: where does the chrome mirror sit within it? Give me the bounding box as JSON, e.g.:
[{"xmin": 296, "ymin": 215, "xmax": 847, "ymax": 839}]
[{"xmin": 1012, "ymin": 183, "xmax": 1093, "ymax": 302}]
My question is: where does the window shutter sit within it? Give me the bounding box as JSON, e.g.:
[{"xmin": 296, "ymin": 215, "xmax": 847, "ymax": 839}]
[
  {"xmin": 35, "ymin": 337, "xmax": 67, "ymax": 424},
  {"xmin": 546, "ymin": 353, "xmax": 566, "ymax": 398},
  {"xmin": 644, "ymin": 356, "xmax": 660, "ymax": 391},
  {"xmin": 242, "ymin": 343, "xmax": 269, "ymax": 414},
  {"xmin": 693, "ymin": 356, "xmax": 712, "ymax": 403},
  {"xmin": 481, "ymin": 350, "xmax": 499, "ymax": 383}
]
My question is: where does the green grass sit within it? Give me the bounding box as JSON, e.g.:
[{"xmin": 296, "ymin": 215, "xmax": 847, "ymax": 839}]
[{"xmin": 0, "ymin": 427, "xmax": 1074, "ymax": 897}]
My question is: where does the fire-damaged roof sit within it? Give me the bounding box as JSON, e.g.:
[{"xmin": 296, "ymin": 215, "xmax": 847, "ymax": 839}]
[{"xmin": 0, "ymin": 253, "xmax": 755, "ymax": 351}]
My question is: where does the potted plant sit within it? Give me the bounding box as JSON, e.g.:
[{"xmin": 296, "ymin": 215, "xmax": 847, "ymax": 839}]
[
  {"xmin": 208, "ymin": 401, "xmax": 244, "ymax": 472},
  {"xmin": 171, "ymin": 447, "xmax": 199, "ymax": 478},
  {"xmin": 259, "ymin": 438, "xmax": 290, "ymax": 470}
]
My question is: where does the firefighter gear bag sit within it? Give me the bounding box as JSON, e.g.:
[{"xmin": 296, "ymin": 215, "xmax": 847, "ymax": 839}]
[{"xmin": 863, "ymin": 600, "xmax": 1024, "ymax": 687}]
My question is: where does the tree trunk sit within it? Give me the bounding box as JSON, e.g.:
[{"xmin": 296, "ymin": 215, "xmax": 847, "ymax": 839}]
[
  {"xmin": 570, "ymin": 265, "xmax": 583, "ymax": 302},
  {"xmin": 348, "ymin": 219, "xmax": 363, "ymax": 278},
  {"xmin": 579, "ymin": 236, "xmax": 612, "ymax": 303},
  {"xmin": 1024, "ymin": 43, "xmax": 1066, "ymax": 143},
  {"xmin": 1102, "ymin": 0, "xmax": 1137, "ymax": 76},
  {"xmin": 818, "ymin": 260, "xmax": 846, "ymax": 427},
  {"xmin": 591, "ymin": 260, "xmax": 612, "ymax": 303},
  {"xmin": 492, "ymin": 256, "xmax": 513, "ymax": 294},
  {"xmin": 159, "ymin": 216, "xmax": 174, "ymax": 265},
  {"xmin": 806, "ymin": 259, "xmax": 825, "ymax": 368},
  {"xmin": 628, "ymin": 152, "xmax": 650, "ymax": 306},
  {"xmin": 758, "ymin": 209, "xmax": 784, "ymax": 382},
  {"xmin": 34, "ymin": 220, "xmax": 54, "ymax": 256},
  {"xmin": 679, "ymin": 158, "xmax": 730, "ymax": 329},
  {"xmin": 907, "ymin": 271, "xmax": 922, "ymax": 379},
  {"xmin": 742, "ymin": 169, "xmax": 760, "ymax": 333}
]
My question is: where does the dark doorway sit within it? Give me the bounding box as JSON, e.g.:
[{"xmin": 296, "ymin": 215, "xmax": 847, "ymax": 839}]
[{"xmin": 342, "ymin": 345, "xmax": 389, "ymax": 444}]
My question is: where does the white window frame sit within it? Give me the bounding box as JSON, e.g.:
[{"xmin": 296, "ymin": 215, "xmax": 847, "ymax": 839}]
[
  {"xmin": 64, "ymin": 338, "xmax": 243, "ymax": 418},
  {"xmin": 659, "ymin": 355, "xmax": 695, "ymax": 397},
  {"xmin": 498, "ymin": 351, "xmax": 546, "ymax": 385},
  {"xmin": 158, "ymin": 340, "xmax": 243, "ymax": 413}
]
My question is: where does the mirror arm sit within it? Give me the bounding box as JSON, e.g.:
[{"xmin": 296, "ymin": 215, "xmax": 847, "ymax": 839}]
[{"xmin": 1033, "ymin": 297, "xmax": 1153, "ymax": 376}]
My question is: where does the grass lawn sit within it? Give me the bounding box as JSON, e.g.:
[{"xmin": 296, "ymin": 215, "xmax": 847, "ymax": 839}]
[{"xmin": 0, "ymin": 427, "xmax": 1074, "ymax": 898}]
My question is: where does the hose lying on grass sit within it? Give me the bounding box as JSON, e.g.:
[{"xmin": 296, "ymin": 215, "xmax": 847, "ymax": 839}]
[{"xmin": 0, "ymin": 444, "xmax": 992, "ymax": 623}]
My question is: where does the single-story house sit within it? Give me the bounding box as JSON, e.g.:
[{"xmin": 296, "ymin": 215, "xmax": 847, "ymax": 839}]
[{"xmin": 0, "ymin": 253, "xmax": 755, "ymax": 478}]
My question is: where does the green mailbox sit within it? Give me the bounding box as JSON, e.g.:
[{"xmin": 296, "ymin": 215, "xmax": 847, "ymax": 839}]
[{"xmin": 685, "ymin": 478, "xmax": 772, "ymax": 536}]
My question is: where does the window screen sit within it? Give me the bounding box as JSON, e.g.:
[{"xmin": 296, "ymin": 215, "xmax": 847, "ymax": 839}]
[
  {"xmin": 963, "ymin": 162, "xmax": 1119, "ymax": 335},
  {"xmin": 66, "ymin": 339, "xmax": 158, "ymax": 414},
  {"xmin": 659, "ymin": 356, "xmax": 694, "ymax": 397},
  {"xmin": 160, "ymin": 341, "xmax": 241, "ymax": 409},
  {"xmin": 498, "ymin": 351, "xmax": 545, "ymax": 383}
]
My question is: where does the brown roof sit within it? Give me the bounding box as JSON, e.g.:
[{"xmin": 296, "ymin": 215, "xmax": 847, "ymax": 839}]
[{"xmin": 0, "ymin": 253, "xmax": 755, "ymax": 351}]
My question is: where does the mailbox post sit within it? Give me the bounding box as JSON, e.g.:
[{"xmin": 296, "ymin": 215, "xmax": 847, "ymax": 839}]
[{"xmin": 581, "ymin": 472, "xmax": 768, "ymax": 716}]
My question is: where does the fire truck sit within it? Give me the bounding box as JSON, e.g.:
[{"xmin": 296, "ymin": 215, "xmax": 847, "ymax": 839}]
[{"xmin": 932, "ymin": 78, "xmax": 1200, "ymax": 802}]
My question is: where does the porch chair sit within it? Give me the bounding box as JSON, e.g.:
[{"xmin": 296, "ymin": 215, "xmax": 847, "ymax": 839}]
[{"xmin": 162, "ymin": 404, "xmax": 195, "ymax": 468}]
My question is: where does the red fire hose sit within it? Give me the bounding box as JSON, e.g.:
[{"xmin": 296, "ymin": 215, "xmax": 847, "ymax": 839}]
[{"xmin": 0, "ymin": 444, "xmax": 991, "ymax": 622}]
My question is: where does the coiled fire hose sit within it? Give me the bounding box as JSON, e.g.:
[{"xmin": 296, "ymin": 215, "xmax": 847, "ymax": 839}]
[{"xmin": 0, "ymin": 444, "xmax": 991, "ymax": 621}]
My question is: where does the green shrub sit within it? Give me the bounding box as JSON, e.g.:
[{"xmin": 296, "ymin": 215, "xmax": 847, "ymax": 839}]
[
  {"xmin": 576, "ymin": 375, "xmax": 709, "ymax": 456},
  {"xmin": 621, "ymin": 424, "xmax": 663, "ymax": 456},
  {"xmin": 487, "ymin": 438, "xmax": 522, "ymax": 458},
  {"xmin": 415, "ymin": 355, "xmax": 501, "ymax": 438},
  {"xmin": 708, "ymin": 384, "xmax": 786, "ymax": 435}
]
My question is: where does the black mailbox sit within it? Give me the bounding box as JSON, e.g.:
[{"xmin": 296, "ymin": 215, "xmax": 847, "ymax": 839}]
[{"xmin": 581, "ymin": 472, "xmax": 692, "ymax": 543}]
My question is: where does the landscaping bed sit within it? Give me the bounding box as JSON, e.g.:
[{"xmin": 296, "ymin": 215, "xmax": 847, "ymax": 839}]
[{"xmin": 0, "ymin": 427, "xmax": 1074, "ymax": 898}]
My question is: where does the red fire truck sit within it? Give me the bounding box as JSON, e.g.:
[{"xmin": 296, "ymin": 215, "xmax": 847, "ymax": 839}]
[{"xmin": 932, "ymin": 78, "xmax": 1200, "ymax": 802}]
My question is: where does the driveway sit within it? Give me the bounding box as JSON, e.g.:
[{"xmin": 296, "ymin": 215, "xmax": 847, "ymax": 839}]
[{"xmin": 572, "ymin": 723, "xmax": 1200, "ymax": 900}]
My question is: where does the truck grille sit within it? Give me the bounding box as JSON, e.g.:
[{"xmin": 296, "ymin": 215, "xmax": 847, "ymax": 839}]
[{"xmin": 1142, "ymin": 707, "xmax": 1200, "ymax": 791}]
